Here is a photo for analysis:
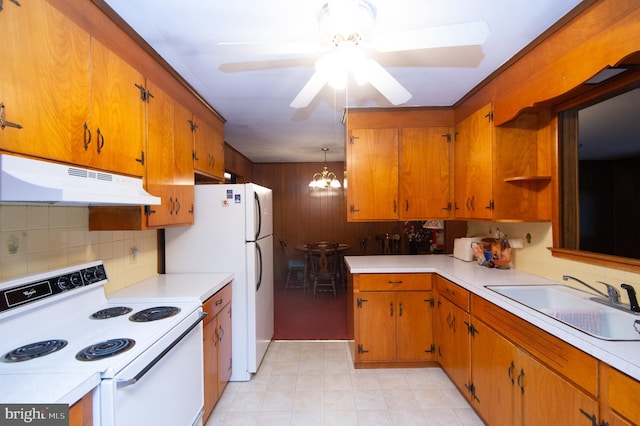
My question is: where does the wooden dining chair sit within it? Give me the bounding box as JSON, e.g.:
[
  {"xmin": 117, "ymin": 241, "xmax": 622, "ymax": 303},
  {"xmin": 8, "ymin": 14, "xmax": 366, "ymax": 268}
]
[
  {"xmin": 279, "ymin": 239, "xmax": 306, "ymax": 290},
  {"xmin": 307, "ymin": 242, "xmax": 339, "ymax": 299}
]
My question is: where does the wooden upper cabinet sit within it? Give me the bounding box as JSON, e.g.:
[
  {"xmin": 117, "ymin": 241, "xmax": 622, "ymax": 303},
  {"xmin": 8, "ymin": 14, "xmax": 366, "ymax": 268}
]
[
  {"xmin": 492, "ymin": 111, "xmax": 553, "ymax": 221},
  {"xmin": 347, "ymin": 128, "xmax": 399, "ymax": 221},
  {"xmin": 192, "ymin": 113, "xmax": 225, "ymax": 181},
  {"xmin": 90, "ymin": 83, "xmax": 195, "ymax": 230},
  {"xmin": 0, "ymin": 0, "xmax": 90, "ymax": 162},
  {"xmin": 400, "ymin": 127, "xmax": 453, "ymax": 220},
  {"xmin": 90, "ymin": 39, "xmax": 146, "ymax": 176},
  {"xmin": 453, "ymin": 103, "xmax": 494, "ymax": 220},
  {"xmin": 145, "ymin": 81, "xmax": 194, "ymax": 228}
]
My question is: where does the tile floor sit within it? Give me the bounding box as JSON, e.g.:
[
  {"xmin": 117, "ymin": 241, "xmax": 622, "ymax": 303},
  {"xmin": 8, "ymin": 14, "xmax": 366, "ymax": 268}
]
[{"xmin": 205, "ymin": 340, "xmax": 485, "ymax": 426}]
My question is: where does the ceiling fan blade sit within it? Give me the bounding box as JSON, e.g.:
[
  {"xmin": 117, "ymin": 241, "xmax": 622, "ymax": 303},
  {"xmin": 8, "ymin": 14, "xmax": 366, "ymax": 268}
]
[
  {"xmin": 216, "ymin": 41, "xmax": 324, "ymax": 56},
  {"xmin": 361, "ymin": 59, "xmax": 412, "ymax": 105},
  {"xmin": 290, "ymin": 71, "xmax": 329, "ymax": 108},
  {"xmin": 372, "ymin": 21, "xmax": 490, "ymax": 52}
]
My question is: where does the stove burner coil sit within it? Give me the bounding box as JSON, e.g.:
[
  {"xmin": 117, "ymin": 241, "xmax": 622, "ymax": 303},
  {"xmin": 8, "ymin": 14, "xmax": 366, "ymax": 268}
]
[
  {"xmin": 75, "ymin": 338, "xmax": 135, "ymax": 361},
  {"xmin": 3, "ymin": 339, "xmax": 68, "ymax": 362},
  {"xmin": 129, "ymin": 306, "xmax": 181, "ymax": 322},
  {"xmin": 90, "ymin": 306, "xmax": 133, "ymax": 319}
]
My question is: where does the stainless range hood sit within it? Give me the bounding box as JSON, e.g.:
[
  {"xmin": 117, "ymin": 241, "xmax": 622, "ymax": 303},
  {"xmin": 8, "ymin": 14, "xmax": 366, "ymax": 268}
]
[{"xmin": 0, "ymin": 154, "xmax": 161, "ymax": 206}]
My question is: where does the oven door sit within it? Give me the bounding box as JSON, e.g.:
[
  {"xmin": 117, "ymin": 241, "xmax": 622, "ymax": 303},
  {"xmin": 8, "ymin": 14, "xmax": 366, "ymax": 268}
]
[{"xmin": 99, "ymin": 309, "xmax": 206, "ymax": 426}]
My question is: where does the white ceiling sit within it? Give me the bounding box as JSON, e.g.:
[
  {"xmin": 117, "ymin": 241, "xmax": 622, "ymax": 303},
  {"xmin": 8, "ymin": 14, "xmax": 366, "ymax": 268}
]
[{"xmin": 103, "ymin": 0, "xmax": 585, "ymax": 163}]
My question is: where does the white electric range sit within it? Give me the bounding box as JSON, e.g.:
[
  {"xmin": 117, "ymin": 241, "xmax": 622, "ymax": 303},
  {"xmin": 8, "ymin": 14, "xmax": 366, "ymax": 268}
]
[{"xmin": 0, "ymin": 261, "xmax": 205, "ymax": 426}]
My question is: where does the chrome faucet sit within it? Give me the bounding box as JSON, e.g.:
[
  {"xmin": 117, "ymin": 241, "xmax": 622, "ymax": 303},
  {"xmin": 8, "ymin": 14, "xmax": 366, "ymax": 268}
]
[
  {"xmin": 596, "ymin": 280, "xmax": 621, "ymax": 304},
  {"xmin": 561, "ymin": 275, "xmax": 620, "ymax": 304}
]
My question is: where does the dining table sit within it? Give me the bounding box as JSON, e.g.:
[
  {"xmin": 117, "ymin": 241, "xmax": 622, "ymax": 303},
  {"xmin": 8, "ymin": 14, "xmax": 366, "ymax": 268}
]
[{"xmin": 295, "ymin": 243, "xmax": 352, "ymax": 291}]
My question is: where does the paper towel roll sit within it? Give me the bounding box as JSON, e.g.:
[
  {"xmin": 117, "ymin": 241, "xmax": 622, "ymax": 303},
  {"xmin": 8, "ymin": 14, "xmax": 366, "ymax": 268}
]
[{"xmin": 509, "ymin": 238, "xmax": 524, "ymax": 249}]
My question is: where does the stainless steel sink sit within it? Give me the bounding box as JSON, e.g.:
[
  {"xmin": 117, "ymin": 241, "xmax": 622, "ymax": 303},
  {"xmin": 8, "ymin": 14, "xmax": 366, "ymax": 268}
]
[{"xmin": 486, "ymin": 284, "xmax": 640, "ymax": 341}]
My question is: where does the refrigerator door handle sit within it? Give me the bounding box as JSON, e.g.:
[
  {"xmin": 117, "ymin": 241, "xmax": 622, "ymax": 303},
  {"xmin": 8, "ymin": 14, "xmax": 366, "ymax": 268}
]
[
  {"xmin": 256, "ymin": 242, "xmax": 263, "ymax": 291},
  {"xmin": 254, "ymin": 191, "xmax": 262, "ymax": 241}
]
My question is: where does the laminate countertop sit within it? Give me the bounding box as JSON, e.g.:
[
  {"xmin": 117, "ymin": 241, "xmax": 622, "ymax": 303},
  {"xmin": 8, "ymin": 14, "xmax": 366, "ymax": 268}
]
[
  {"xmin": 344, "ymin": 254, "xmax": 640, "ymax": 381},
  {"xmin": 108, "ymin": 273, "xmax": 234, "ymax": 303}
]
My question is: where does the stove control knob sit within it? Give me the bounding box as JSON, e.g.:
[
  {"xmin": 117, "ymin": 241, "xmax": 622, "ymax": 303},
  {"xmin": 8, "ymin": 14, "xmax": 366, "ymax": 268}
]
[
  {"xmin": 83, "ymin": 269, "xmax": 98, "ymax": 283},
  {"xmin": 69, "ymin": 272, "xmax": 83, "ymax": 287},
  {"xmin": 56, "ymin": 276, "xmax": 70, "ymax": 291}
]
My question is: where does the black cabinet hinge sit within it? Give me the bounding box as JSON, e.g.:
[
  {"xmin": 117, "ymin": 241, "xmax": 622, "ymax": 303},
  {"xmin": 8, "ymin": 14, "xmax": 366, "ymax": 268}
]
[
  {"xmin": 464, "ymin": 382, "xmax": 480, "ymax": 402},
  {"xmin": 0, "ymin": 103, "xmax": 23, "ymax": 130},
  {"xmin": 424, "ymin": 298, "xmax": 435, "ymax": 308},
  {"xmin": 357, "ymin": 344, "xmax": 369, "ymax": 354},
  {"xmin": 357, "ymin": 298, "xmax": 368, "ymax": 308},
  {"xmin": 424, "ymin": 343, "xmax": 435, "ymax": 354},
  {"xmin": 485, "ymin": 110, "xmax": 494, "ymax": 122},
  {"xmin": 465, "ymin": 321, "xmax": 480, "ymax": 337},
  {"xmin": 0, "ymin": 0, "xmax": 21, "ymax": 12},
  {"xmin": 442, "ymin": 132, "xmax": 451, "ymax": 142},
  {"xmin": 579, "ymin": 408, "xmax": 600, "ymax": 426},
  {"xmin": 135, "ymin": 151, "xmax": 145, "ymax": 166},
  {"xmin": 144, "ymin": 205, "xmax": 156, "ymax": 216}
]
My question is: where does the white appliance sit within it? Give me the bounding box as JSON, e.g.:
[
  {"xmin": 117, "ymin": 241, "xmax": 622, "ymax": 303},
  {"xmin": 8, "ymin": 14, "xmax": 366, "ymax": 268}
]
[
  {"xmin": 165, "ymin": 183, "xmax": 274, "ymax": 381},
  {"xmin": 453, "ymin": 237, "xmax": 482, "ymax": 261},
  {"xmin": 0, "ymin": 261, "xmax": 204, "ymax": 426}
]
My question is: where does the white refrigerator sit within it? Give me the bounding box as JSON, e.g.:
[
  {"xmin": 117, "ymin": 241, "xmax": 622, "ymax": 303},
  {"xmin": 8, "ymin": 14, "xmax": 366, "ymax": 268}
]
[{"xmin": 165, "ymin": 183, "xmax": 274, "ymax": 381}]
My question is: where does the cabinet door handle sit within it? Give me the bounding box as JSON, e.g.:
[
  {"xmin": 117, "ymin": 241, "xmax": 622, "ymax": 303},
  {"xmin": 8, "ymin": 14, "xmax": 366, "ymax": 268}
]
[
  {"xmin": 393, "ymin": 200, "xmax": 397, "ymax": 213},
  {"xmin": 388, "ymin": 280, "xmax": 403, "ymax": 285},
  {"xmin": 399, "ymin": 302, "xmax": 403, "ymax": 316},
  {"xmin": 83, "ymin": 122, "xmax": 91, "ymax": 150},
  {"xmin": 516, "ymin": 369, "xmax": 525, "ymax": 394},
  {"xmin": 405, "ymin": 200, "xmax": 409, "ymax": 212},
  {"xmin": 175, "ymin": 198, "xmax": 181, "ymax": 214},
  {"xmin": 390, "ymin": 303, "xmax": 393, "ymax": 316},
  {"xmin": 507, "ymin": 361, "xmax": 515, "ymax": 384},
  {"xmin": 96, "ymin": 128, "xmax": 105, "ymax": 154},
  {"xmin": 169, "ymin": 197, "xmax": 175, "ymax": 215}
]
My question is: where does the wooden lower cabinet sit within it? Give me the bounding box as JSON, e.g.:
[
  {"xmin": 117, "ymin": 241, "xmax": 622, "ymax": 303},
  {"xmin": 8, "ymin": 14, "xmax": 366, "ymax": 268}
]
[
  {"xmin": 600, "ymin": 363, "xmax": 640, "ymax": 426},
  {"xmin": 353, "ymin": 274, "xmax": 435, "ymax": 367},
  {"xmin": 435, "ymin": 276, "xmax": 471, "ymax": 399},
  {"xmin": 202, "ymin": 283, "xmax": 232, "ymax": 422},
  {"xmin": 470, "ymin": 319, "xmax": 598, "ymax": 426},
  {"xmin": 69, "ymin": 392, "xmax": 93, "ymax": 426},
  {"xmin": 470, "ymin": 295, "xmax": 600, "ymax": 426}
]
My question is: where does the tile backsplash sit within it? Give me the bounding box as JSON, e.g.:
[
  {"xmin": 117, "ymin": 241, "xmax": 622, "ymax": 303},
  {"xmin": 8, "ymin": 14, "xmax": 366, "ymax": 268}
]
[{"xmin": 0, "ymin": 205, "xmax": 158, "ymax": 294}]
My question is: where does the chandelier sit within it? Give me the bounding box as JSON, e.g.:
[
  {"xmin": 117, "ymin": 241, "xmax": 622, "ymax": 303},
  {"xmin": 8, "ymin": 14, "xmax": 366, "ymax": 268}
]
[{"xmin": 309, "ymin": 148, "xmax": 341, "ymax": 189}]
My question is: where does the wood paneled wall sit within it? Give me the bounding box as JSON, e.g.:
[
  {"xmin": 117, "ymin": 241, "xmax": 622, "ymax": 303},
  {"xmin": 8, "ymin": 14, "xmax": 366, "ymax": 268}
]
[{"xmin": 251, "ymin": 162, "xmax": 466, "ymax": 281}]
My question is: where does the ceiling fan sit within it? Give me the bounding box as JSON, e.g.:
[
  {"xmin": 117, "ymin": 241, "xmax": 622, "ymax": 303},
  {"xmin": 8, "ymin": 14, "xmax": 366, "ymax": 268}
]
[{"xmin": 219, "ymin": 0, "xmax": 490, "ymax": 109}]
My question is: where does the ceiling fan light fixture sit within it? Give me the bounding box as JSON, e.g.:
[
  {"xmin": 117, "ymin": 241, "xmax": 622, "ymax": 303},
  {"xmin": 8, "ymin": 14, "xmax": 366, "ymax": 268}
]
[{"xmin": 321, "ymin": 0, "xmax": 376, "ymax": 47}]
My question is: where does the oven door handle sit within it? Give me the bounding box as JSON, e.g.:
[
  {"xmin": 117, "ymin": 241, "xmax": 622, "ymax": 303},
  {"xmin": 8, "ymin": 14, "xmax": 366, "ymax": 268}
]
[{"xmin": 117, "ymin": 311, "xmax": 207, "ymax": 389}]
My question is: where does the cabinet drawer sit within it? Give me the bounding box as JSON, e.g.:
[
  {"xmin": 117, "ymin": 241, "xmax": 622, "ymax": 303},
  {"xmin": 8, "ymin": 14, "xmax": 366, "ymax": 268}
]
[
  {"xmin": 203, "ymin": 283, "xmax": 232, "ymax": 321},
  {"xmin": 358, "ymin": 274, "xmax": 431, "ymax": 291},
  {"xmin": 435, "ymin": 275, "xmax": 469, "ymax": 311}
]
